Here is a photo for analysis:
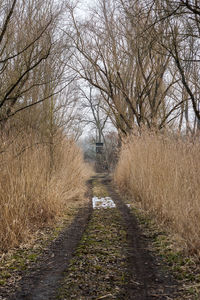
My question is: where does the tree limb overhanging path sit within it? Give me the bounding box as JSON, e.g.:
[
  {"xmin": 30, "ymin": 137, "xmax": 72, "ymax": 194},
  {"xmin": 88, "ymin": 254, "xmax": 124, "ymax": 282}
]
[{"xmin": 7, "ymin": 174, "xmax": 179, "ymax": 300}]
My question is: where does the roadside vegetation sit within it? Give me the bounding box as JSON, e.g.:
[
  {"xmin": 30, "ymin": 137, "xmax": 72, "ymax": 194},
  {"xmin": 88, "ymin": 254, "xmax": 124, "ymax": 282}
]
[
  {"xmin": 0, "ymin": 130, "xmax": 90, "ymax": 253},
  {"xmin": 114, "ymin": 131, "xmax": 200, "ymax": 257}
]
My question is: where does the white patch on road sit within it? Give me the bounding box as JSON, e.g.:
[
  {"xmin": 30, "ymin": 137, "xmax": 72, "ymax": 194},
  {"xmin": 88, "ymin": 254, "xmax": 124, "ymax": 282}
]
[{"xmin": 92, "ymin": 196, "xmax": 116, "ymax": 209}]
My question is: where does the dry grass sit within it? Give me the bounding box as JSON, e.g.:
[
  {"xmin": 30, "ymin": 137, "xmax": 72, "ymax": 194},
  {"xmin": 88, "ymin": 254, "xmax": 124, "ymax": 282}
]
[
  {"xmin": 0, "ymin": 132, "xmax": 92, "ymax": 253},
  {"xmin": 114, "ymin": 131, "xmax": 200, "ymax": 256}
]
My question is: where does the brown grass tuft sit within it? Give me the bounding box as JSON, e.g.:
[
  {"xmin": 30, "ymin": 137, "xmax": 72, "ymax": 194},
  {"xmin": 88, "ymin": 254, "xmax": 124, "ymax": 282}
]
[
  {"xmin": 114, "ymin": 131, "xmax": 200, "ymax": 256},
  {"xmin": 0, "ymin": 132, "xmax": 92, "ymax": 252}
]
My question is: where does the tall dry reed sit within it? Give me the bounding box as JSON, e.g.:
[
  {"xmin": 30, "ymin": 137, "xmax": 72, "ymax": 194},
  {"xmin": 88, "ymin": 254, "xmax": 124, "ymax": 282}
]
[
  {"xmin": 0, "ymin": 132, "xmax": 91, "ymax": 252},
  {"xmin": 114, "ymin": 131, "xmax": 200, "ymax": 256}
]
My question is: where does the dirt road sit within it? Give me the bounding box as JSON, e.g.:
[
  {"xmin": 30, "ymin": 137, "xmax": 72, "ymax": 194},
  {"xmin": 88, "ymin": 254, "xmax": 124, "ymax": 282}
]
[{"xmin": 6, "ymin": 174, "xmax": 179, "ymax": 300}]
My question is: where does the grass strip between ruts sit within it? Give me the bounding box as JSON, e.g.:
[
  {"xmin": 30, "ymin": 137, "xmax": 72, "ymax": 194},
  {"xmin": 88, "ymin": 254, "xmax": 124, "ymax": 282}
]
[{"xmin": 58, "ymin": 207, "xmax": 130, "ymax": 299}]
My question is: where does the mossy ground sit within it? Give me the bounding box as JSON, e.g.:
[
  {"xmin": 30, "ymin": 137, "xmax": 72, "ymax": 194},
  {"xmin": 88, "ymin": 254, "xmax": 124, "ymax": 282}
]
[
  {"xmin": 92, "ymin": 178, "xmax": 109, "ymax": 198},
  {"xmin": 58, "ymin": 208, "xmax": 130, "ymax": 300},
  {"xmin": 58, "ymin": 177, "xmax": 131, "ymax": 300}
]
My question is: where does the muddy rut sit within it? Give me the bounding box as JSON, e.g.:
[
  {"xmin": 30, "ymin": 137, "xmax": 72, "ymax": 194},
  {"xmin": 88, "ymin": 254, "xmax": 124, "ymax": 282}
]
[{"xmin": 7, "ymin": 174, "xmax": 179, "ymax": 300}]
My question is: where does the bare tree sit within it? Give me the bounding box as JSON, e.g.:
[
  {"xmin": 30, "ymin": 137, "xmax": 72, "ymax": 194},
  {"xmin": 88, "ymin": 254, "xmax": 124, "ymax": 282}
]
[
  {"xmin": 0, "ymin": 0, "xmax": 69, "ymax": 127},
  {"xmin": 64, "ymin": 0, "xmax": 186, "ymax": 135},
  {"xmin": 80, "ymin": 85, "xmax": 110, "ymax": 142},
  {"xmin": 146, "ymin": 0, "xmax": 200, "ymax": 132}
]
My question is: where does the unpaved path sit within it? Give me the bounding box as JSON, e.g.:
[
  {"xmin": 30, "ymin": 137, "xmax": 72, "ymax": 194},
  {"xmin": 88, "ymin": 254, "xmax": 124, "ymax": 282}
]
[
  {"xmin": 8, "ymin": 205, "xmax": 92, "ymax": 300},
  {"xmin": 6, "ymin": 174, "xmax": 179, "ymax": 300},
  {"xmin": 103, "ymin": 176, "xmax": 178, "ymax": 299}
]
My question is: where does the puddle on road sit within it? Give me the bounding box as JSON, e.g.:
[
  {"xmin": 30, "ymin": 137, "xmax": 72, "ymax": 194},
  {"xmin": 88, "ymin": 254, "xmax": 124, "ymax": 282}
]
[{"xmin": 92, "ymin": 196, "xmax": 116, "ymax": 209}]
